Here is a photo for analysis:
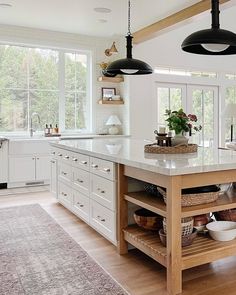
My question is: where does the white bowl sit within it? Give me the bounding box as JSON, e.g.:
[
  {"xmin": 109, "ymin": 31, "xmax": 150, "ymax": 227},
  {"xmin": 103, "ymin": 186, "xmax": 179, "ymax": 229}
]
[{"xmin": 206, "ymin": 221, "xmax": 236, "ymax": 241}]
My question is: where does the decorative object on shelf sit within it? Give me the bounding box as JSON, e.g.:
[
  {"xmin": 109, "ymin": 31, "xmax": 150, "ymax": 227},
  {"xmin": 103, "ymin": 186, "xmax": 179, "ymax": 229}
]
[
  {"xmin": 214, "ymin": 208, "xmax": 236, "ymax": 221},
  {"xmin": 144, "ymin": 143, "xmax": 198, "ymax": 154},
  {"xmin": 106, "ymin": 0, "xmax": 153, "ymax": 75},
  {"xmin": 97, "ymin": 76, "xmax": 124, "ymax": 83},
  {"xmin": 98, "ymin": 99, "xmax": 124, "ymax": 105},
  {"xmin": 194, "ymin": 214, "xmax": 213, "ymax": 232},
  {"xmin": 102, "ymin": 87, "xmax": 116, "ymax": 101},
  {"xmin": 143, "ymin": 183, "xmax": 159, "ymax": 196},
  {"xmin": 133, "ymin": 208, "xmax": 162, "ymax": 231},
  {"xmin": 206, "ymin": 221, "xmax": 236, "ymax": 241},
  {"xmin": 159, "ymin": 228, "xmax": 197, "ymax": 247},
  {"xmin": 104, "ymin": 42, "xmax": 118, "ymax": 56},
  {"xmin": 157, "ymin": 185, "xmax": 221, "ymax": 207},
  {"xmin": 221, "ymin": 103, "xmax": 236, "ymax": 142},
  {"xmin": 163, "ymin": 217, "xmax": 194, "ymax": 237},
  {"xmin": 98, "ymin": 62, "xmax": 117, "ymax": 77},
  {"xmin": 106, "ymin": 115, "xmax": 122, "ymax": 135},
  {"xmin": 165, "ymin": 109, "xmax": 202, "ymax": 146},
  {"xmin": 182, "ymin": 0, "xmax": 236, "ymax": 55}
]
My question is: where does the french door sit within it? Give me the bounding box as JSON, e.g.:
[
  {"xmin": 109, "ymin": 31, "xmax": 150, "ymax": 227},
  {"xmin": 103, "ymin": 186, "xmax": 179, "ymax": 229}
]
[{"xmin": 156, "ymin": 83, "xmax": 219, "ymax": 147}]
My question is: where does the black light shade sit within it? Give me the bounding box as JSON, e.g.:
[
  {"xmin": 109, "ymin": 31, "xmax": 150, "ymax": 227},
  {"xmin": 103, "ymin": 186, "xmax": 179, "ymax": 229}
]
[
  {"xmin": 182, "ymin": 0, "xmax": 236, "ymax": 55},
  {"xmin": 106, "ymin": 1, "xmax": 153, "ymax": 76}
]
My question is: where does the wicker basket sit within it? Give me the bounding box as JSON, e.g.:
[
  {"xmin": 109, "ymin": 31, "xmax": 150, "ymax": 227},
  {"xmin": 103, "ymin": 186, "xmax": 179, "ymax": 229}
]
[
  {"xmin": 156, "ymin": 186, "xmax": 220, "ymax": 207},
  {"xmin": 163, "ymin": 217, "xmax": 193, "ymax": 237},
  {"xmin": 144, "ymin": 143, "xmax": 198, "ymax": 154},
  {"xmin": 214, "ymin": 209, "xmax": 236, "ymax": 221}
]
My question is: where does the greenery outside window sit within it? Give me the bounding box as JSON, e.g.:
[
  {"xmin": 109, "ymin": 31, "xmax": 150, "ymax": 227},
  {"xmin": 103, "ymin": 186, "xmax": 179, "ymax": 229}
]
[{"xmin": 0, "ymin": 44, "xmax": 91, "ymax": 133}]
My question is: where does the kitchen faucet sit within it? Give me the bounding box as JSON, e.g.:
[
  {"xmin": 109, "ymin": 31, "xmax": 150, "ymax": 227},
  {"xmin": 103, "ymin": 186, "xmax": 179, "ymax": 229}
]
[{"xmin": 30, "ymin": 112, "xmax": 41, "ymax": 137}]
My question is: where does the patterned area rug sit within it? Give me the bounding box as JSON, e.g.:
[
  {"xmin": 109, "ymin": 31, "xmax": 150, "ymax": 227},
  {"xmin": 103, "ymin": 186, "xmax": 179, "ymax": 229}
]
[{"xmin": 0, "ymin": 204, "xmax": 129, "ymax": 295}]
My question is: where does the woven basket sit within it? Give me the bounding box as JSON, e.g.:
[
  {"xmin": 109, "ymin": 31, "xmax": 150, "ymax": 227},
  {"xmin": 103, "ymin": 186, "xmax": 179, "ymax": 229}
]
[
  {"xmin": 144, "ymin": 143, "xmax": 198, "ymax": 154},
  {"xmin": 163, "ymin": 217, "xmax": 193, "ymax": 237},
  {"xmin": 156, "ymin": 186, "xmax": 220, "ymax": 207}
]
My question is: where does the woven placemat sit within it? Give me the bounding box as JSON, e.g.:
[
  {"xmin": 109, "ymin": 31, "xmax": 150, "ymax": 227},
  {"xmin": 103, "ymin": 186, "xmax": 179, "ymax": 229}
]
[{"xmin": 144, "ymin": 143, "xmax": 198, "ymax": 154}]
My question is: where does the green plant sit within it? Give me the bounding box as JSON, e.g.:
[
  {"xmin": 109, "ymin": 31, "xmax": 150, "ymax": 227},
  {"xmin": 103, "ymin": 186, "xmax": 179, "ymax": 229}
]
[{"xmin": 165, "ymin": 108, "xmax": 202, "ymax": 135}]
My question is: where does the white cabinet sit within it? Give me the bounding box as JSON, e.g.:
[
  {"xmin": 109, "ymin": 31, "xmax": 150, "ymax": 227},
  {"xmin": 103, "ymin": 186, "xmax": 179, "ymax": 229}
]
[
  {"xmin": 50, "ymin": 158, "xmax": 57, "ymax": 198},
  {"xmin": 53, "ymin": 145, "xmax": 117, "ymax": 245},
  {"xmin": 9, "ymin": 156, "xmax": 35, "ymax": 182},
  {"xmin": 8, "ymin": 140, "xmax": 51, "ymax": 188},
  {"xmin": 36, "ymin": 156, "xmax": 50, "ymax": 180}
]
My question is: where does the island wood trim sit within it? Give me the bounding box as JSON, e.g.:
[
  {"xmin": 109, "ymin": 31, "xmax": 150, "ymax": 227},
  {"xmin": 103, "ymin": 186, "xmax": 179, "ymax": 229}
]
[
  {"xmin": 117, "ymin": 164, "xmax": 128, "ymax": 254},
  {"xmin": 133, "ymin": 0, "xmax": 232, "ymax": 44},
  {"xmin": 166, "ymin": 176, "xmax": 182, "ymax": 295}
]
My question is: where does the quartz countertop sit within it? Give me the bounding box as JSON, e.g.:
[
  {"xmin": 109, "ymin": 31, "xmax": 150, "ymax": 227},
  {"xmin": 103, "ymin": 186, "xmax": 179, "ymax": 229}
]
[{"xmin": 50, "ymin": 138, "xmax": 236, "ymax": 176}]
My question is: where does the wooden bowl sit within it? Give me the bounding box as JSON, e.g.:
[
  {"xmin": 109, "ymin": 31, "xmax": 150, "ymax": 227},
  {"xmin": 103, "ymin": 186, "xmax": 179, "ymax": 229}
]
[
  {"xmin": 159, "ymin": 228, "xmax": 198, "ymax": 247},
  {"xmin": 134, "ymin": 208, "xmax": 162, "ymax": 231}
]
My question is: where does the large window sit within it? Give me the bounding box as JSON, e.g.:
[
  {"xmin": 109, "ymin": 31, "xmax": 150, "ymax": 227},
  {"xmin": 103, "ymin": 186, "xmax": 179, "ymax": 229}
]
[{"xmin": 0, "ymin": 44, "xmax": 91, "ymax": 133}]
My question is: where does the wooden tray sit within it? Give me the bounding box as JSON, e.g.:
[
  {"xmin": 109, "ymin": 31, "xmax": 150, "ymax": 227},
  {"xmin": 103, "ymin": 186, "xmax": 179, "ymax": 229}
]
[{"xmin": 144, "ymin": 143, "xmax": 198, "ymax": 154}]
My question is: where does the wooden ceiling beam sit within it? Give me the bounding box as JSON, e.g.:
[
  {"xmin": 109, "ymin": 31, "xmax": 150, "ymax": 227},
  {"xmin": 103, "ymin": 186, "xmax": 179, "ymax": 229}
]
[{"xmin": 133, "ymin": 0, "xmax": 236, "ymax": 44}]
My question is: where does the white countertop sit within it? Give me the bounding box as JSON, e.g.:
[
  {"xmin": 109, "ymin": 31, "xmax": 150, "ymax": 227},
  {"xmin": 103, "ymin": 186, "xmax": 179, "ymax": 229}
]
[{"xmin": 51, "ymin": 138, "xmax": 236, "ymax": 176}]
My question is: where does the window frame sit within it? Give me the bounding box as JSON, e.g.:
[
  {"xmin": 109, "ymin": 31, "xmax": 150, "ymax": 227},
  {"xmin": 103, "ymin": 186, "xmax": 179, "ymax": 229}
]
[{"xmin": 0, "ymin": 42, "xmax": 92, "ymax": 135}]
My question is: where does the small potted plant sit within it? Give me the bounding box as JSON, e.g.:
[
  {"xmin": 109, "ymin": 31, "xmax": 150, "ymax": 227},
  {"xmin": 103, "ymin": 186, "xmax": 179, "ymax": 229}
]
[{"xmin": 165, "ymin": 109, "xmax": 202, "ymax": 146}]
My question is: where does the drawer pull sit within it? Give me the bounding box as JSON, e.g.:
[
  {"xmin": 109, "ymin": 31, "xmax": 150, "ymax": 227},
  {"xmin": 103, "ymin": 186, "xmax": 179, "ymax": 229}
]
[
  {"xmin": 62, "ymin": 192, "xmax": 67, "ymax": 196},
  {"xmin": 103, "ymin": 168, "xmax": 111, "ymax": 173},
  {"xmin": 81, "ymin": 161, "xmax": 87, "ymax": 165},
  {"xmin": 97, "ymin": 188, "xmax": 105, "ymax": 194},
  {"xmin": 58, "ymin": 153, "xmax": 63, "ymax": 157},
  {"xmin": 64, "ymin": 156, "xmax": 70, "ymax": 159},
  {"xmin": 97, "ymin": 215, "xmax": 105, "ymax": 222},
  {"xmin": 62, "ymin": 171, "xmax": 67, "ymax": 176},
  {"xmin": 51, "ymin": 160, "xmax": 55, "ymax": 164},
  {"xmin": 77, "ymin": 202, "xmax": 84, "ymax": 207},
  {"xmin": 77, "ymin": 179, "xmax": 84, "ymax": 183},
  {"xmin": 91, "ymin": 164, "xmax": 98, "ymax": 168},
  {"xmin": 51, "ymin": 151, "xmax": 55, "ymax": 155},
  {"xmin": 72, "ymin": 158, "xmax": 78, "ymax": 162}
]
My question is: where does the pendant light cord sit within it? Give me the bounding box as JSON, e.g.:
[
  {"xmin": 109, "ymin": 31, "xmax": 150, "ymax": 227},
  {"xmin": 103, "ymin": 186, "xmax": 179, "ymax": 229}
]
[
  {"xmin": 211, "ymin": 0, "xmax": 220, "ymax": 29},
  {"xmin": 128, "ymin": 0, "xmax": 131, "ymax": 35}
]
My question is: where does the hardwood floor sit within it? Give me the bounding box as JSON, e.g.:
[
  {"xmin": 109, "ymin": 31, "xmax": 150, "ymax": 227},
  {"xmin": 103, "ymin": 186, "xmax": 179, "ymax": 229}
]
[{"xmin": 1, "ymin": 190, "xmax": 236, "ymax": 295}]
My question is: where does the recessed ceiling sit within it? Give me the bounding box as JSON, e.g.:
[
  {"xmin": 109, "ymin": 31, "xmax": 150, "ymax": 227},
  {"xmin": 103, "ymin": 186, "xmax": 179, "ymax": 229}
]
[{"xmin": 0, "ymin": 0, "xmax": 200, "ymax": 37}]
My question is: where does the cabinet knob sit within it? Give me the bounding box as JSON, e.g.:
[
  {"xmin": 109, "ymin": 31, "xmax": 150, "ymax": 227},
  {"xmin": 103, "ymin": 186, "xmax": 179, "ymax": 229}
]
[
  {"xmin": 62, "ymin": 171, "xmax": 67, "ymax": 175},
  {"xmin": 64, "ymin": 155, "xmax": 70, "ymax": 159},
  {"xmin": 81, "ymin": 161, "xmax": 87, "ymax": 165},
  {"xmin": 91, "ymin": 164, "xmax": 98, "ymax": 168},
  {"xmin": 72, "ymin": 158, "xmax": 78, "ymax": 162},
  {"xmin": 103, "ymin": 168, "xmax": 110, "ymax": 173},
  {"xmin": 62, "ymin": 192, "xmax": 67, "ymax": 196},
  {"xmin": 97, "ymin": 188, "xmax": 105, "ymax": 194},
  {"xmin": 80, "ymin": 204, "xmax": 84, "ymax": 208},
  {"xmin": 51, "ymin": 160, "xmax": 55, "ymax": 164},
  {"xmin": 97, "ymin": 215, "xmax": 105, "ymax": 222},
  {"xmin": 51, "ymin": 151, "xmax": 55, "ymax": 155},
  {"xmin": 58, "ymin": 153, "xmax": 62, "ymax": 157},
  {"xmin": 77, "ymin": 179, "xmax": 84, "ymax": 183}
]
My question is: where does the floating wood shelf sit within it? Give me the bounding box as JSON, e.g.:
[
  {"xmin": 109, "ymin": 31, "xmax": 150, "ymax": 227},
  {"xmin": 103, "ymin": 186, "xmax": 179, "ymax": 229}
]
[
  {"xmin": 98, "ymin": 99, "xmax": 124, "ymax": 105},
  {"xmin": 124, "ymin": 225, "xmax": 236, "ymax": 271},
  {"xmin": 124, "ymin": 190, "xmax": 236, "ymax": 219},
  {"xmin": 98, "ymin": 76, "xmax": 124, "ymax": 83}
]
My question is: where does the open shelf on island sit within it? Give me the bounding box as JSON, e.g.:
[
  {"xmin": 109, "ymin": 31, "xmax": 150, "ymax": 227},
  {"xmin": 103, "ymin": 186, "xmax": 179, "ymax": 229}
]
[
  {"xmin": 124, "ymin": 189, "xmax": 236, "ymax": 218},
  {"xmin": 98, "ymin": 76, "xmax": 124, "ymax": 83},
  {"xmin": 124, "ymin": 224, "xmax": 236, "ymax": 271},
  {"xmin": 98, "ymin": 99, "xmax": 124, "ymax": 105}
]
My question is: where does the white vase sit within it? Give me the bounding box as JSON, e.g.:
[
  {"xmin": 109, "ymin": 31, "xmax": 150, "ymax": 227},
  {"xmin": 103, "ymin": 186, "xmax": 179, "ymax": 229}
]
[{"xmin": 171, "ymin": 133, "xmax": 189, "ymax": 146}]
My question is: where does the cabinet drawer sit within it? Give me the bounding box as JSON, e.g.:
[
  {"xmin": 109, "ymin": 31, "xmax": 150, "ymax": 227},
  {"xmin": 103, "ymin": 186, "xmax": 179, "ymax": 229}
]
[
  {"xmin": 71, "ymin": 153, "xmax": 90, "ymax": 171},
  {"xmin": 90, "ymin": 174, "xmax": 116, "ymax": 211},
  {"xmin": 90, "ymin": 200, "xmax": 116, "ymax": 243},
  {"xmin": 72, "ymin": 190, "xmax": 89, "ymax": 223},
  {"xmin": 58, "ymin": 181, "xmax": 72, "ymax": 209},
  {"xmin": 57, "ymin": 149, "xmax": 72, "ymax": 164},
  {"xmin": 72, "ymin": 167, "xmax": 90, "ymax": 196},
  {"xmin": 90, "ymin": 157, "xmax": 116, "ymax": 180},
  {"xmin": 58, "ymin": 163, "xmax": 71, "ymax": 184}
]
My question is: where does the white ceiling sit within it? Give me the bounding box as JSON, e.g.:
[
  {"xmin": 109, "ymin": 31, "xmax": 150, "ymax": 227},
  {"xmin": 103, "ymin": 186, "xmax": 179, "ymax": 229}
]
[{"xmin": 0, "ymin": 0, "xmax": 200, "ymax": 37}]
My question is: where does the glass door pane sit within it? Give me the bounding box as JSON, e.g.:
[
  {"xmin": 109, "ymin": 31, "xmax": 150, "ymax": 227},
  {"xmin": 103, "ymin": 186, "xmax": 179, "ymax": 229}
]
[
  {"xmin": 187, "ymin": 85, "xmax": 218, "ymax": 147},
  {"xmin": 156, "ymin": 83, "xmax": 186, "ymax": 130}
]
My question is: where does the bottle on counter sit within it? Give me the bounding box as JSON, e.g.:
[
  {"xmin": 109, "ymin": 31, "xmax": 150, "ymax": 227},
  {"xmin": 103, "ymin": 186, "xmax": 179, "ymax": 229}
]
[
  {"xmin": 49, "ymin": 124, "xmax": 53, "ymax": 134},
  {"xmin": 54, "ymin": 124, "xmax": 59, "ymax": 134},
  {"xmin": 44, "ymin": 124, "xmax": 50, "ymax": 135}
]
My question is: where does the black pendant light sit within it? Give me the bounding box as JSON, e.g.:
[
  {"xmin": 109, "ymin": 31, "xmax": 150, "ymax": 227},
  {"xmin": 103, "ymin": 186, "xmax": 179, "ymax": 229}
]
[
  {"xmin": 182, "ymin": 0, "xmax": 236, "ymax": 55},
  {"xmin": 106, "ymin": 0, "xmax": 153, "ymax": 75}
]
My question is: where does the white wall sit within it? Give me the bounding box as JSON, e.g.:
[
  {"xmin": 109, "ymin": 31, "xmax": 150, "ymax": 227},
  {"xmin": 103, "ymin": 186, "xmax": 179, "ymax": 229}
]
[
  {"xmin": 129, "ymin": 6, "xmax": 236, "ymax": 140},
  {"xmin": 0, "ymin": 24, "xmax": 128, "ymax": 135}
]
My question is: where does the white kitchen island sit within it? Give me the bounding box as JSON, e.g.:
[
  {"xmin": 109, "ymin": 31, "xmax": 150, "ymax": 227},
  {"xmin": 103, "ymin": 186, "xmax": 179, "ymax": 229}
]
[{"xmin": 50, "ymin": 138, "xmax": 236, "ymax": 295}]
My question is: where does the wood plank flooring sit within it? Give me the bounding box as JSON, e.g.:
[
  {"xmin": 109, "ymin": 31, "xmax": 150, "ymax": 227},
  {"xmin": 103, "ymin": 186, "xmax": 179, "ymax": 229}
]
[{"xmin": 1, "ymin": 190, "xmax": 236, "ymax": 295}]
